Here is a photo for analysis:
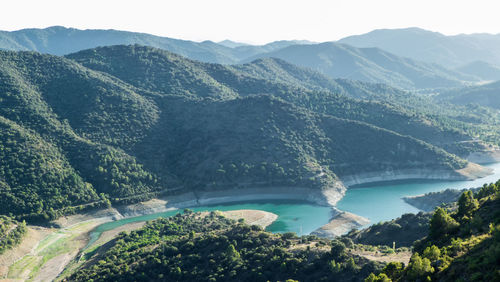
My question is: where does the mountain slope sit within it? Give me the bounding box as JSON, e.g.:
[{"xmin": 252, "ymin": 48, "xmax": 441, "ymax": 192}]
[
  {"xmin": 68, "ymin": 212, "xmax": 381, "ymax": 282},
  {"xmin": 369, "ymin": 180, "xmax": 500, "ymax": 281},
  {"xmin": 0, "ymin": 26, "xmax": 246, "ymax": 63},
  {"xmin": 0, "ymin": 49, "xmax": 478, "ymax": 221},
  {"xmin": 455, "ymin": 60, "xmax": 500, "ymax": 81},
  {"xmin": 243, "ymin": 42, "xmax": 476, "ymax": 89},
  {"xmin": 339, "ymin": 27, "xmax": 500, "ymax": 68},
  {"xmin": 67, "ymin": 45, "xmax": 494, "ymax": 157},
  {"xmin": 436, "ymin": 80, "xmax": 500, "ymax": 110}
]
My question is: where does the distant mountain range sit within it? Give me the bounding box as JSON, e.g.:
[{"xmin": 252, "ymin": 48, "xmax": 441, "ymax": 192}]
[
  {"xmin": 338, "ymin": 27, "xmax": 500, "ymax": 68},
  {"xmin": 243, "ymin": 42, "xmax": 478, "ymax": 89},
  {"xmin": 2, "ymin": 26, "xmax": 499, "ymax": 89},
  {"xmin": 0, "ymin": 26, "xmax": 311, "ymax": 65}
]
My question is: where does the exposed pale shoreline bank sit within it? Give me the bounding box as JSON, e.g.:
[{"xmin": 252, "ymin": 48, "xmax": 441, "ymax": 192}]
[
  {"xmin": 311, "ymin": 210, "xmax": 370, "ymax": 238},
  {"xmin": 339, "ymin": 163, "xmax": 492, "ymax": 187},
  {"xmin": 113, "ymin": 185, "xmax": 345, "ymax": 219},
  {"xmin": 55, "ymin": 163, "xmax": 493, "ymax": 234}
]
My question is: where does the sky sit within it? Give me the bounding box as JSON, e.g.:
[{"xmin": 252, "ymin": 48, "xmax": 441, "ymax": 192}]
[{"xmin": 2, "ymin": 0, "xmax": 500, "ymax": 44}]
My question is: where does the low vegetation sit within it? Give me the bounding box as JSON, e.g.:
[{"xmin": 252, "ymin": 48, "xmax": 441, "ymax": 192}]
[
  {"xmin": 68, "ymin": 211, "xmax": 382, "ymax": 281},
  {"xmin": 346, "ymin": 212, "xmax": 431, "ymax": 247},
  {"xmin": 366, "ymin": 179, "xmax": 500, "ymax": 281},
  {"xmin": 0, "ymin": 215, "xmax": 26, "ymax": 254}
]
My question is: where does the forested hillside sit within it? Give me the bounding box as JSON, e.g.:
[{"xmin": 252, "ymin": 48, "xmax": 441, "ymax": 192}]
[
  {"xmin": 68, "ymin": 45, "xmax": 499, "ymax": 153},
  {"xmin": 68, "ymin": 211, "xmax": 382, "ymax": 282},
  {"xmin": 437, "ymin": 80, "xmax": 500, "ymax": 110},
  {"xmin": 1, "ymin": 26, "xmax": 489, "ymax": 91},
  {"xmin": 0, "ymin": 216, "xmax": 26, "ymax": 254},
  {"xmin": 367, "ymin": 179, "xmax": 500, "ymax": 281},
  {"xmin": 0, "ymin": 47, "xmax": 479, "ymax": 222}
]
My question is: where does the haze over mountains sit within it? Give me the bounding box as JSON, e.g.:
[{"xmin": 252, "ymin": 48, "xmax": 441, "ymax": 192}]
[
  {"xmin": 243, "ymin": 42, "xmax": 478, "ymax": 89},
  {"xmin": 2, "ymin": 26, "xmax": 500, "ymax": 88},
  {"xmin": 339, "ymin": 27, "xmax": 500, "ymax": 68}
]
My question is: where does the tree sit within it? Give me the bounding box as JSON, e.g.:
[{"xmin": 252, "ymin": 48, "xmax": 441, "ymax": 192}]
[
  {"xmin": 457, "ymin": 191, "xmax": 478, "ymax": 218},
  {"xmin": 328, "ymin": 259, "xmax": 342, "ymax": 273},
  {"xmin": 364, "ymin": 273, "xmax": 392, "ymax": 282},
  {"xmin": 225, "ymin": 244, "xmax": 240, "ymax": 262},
  {"xmin": 382, "ymin": 261, "xmax": 403, "ymax": 280},
  {"xmin": 330, "ymin": 240, "xmax": 346, "ymax": 258},
  {"xmin": 429, "ymin": 207, "xmax": 459, "ymax": 239},
  {"xmin": 406, "ymin": 253, "xmax": 434, "ymax": 280},
  {"xmin": 422, "ymin": 245, "xmax": 441, "ymax": 262}
]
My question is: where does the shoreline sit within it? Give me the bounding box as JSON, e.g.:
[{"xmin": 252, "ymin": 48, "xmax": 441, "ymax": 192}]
[
  {"xmin": 339, "ymin": 163, "xmax": 492, "ymax": 187},
  {"xmin": 53, "ymin": 163, "xmax": 496, "ymax": 241},
  {"xmin": 115, "ymin": 185, "xmax": 345, "ymax": 218},
  {"xmin": 3, "ymin": 163, "xmax": 497, "ymax": 280}
]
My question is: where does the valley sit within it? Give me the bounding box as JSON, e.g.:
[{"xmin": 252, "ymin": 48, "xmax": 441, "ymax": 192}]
[
  {"xmin": 0, "ymin": 20, "xmax": 499, "ymax": 281},
  {"xmin": 2, "ymin": 162, "xmax": 498, "ymax": 281}
]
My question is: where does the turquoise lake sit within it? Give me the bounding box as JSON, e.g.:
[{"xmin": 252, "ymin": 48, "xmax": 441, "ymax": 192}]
[
  {"xmin": 87, "ymin": 200, "xmax": 333, "ymax": 248},
  {"xmin": 88, "ymin": 162, "xmax": 500, "ymax": 245},
  {"xmin": 337, "ymin": 162, "xmax": 500, "ymax": 226}
]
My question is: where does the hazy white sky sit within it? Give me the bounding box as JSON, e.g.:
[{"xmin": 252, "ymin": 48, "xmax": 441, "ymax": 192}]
[{"xmin": 2, "ymin": 0, "xmax": 500, "ymax": 44}]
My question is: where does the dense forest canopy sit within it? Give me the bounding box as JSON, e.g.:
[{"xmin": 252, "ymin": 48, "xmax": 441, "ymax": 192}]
[{"xmin": 0, "ymin": 45, "xmax": 497, "ymax": 222}]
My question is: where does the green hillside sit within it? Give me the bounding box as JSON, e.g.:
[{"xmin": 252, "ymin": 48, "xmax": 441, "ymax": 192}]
[
  {"xmin": 67, "ymin": 45, "xmax": 498, "ymax": 155},
  {"xmin": 68, "ymin": 211, "xmax": 382, "ymax": 282},
  {"xmin": 367, "ymin": 179, "xmax": 500, "ymax": 281},
  {"xmin": 0, "ymin": 216, "xmax": 26, "ymax": 254},
  {"xmin": 0, "ymin": 48, "xmax": 473, "ymax": 221},
  {"xmin": 437, "ymin": 80, "xmax": 500, "ymax": 110}
]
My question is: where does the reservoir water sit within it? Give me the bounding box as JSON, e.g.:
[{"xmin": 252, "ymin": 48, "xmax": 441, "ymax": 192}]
[
  {"xmin": 88, "ymin": 162, "xmax": 500, "ymax": 246},
  {"xmin": 86, "ymin": 201, "xmax": 333, "ymax": 248},
  {"xmin": 337, "ymin": 162, "xmax": 500, "ymax": 225}
]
